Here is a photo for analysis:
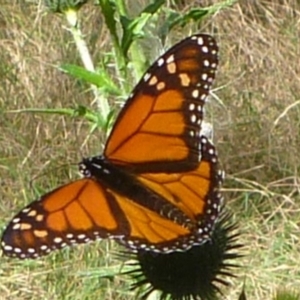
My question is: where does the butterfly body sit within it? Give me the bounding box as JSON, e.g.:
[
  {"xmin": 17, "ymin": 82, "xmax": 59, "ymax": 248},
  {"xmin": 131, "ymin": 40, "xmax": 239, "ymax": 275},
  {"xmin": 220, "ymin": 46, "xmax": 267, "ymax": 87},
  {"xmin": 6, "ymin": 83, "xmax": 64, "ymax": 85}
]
[
  {"xmin": 1, "ymin": 34, "xmax": 222, "ymax": 259},
  {"xmin": 80, "ymin": 156, "xmax": 193, "ymax": 228}
]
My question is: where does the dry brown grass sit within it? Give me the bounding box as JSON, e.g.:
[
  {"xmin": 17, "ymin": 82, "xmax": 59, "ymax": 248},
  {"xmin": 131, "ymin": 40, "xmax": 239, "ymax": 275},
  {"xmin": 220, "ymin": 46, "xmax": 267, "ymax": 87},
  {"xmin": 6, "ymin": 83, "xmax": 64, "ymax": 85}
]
[
  {"xmin": 208, "ymin": 0, "xmax": 300, "ymax": 299},
  {"xmin": 1, "ymin": 1, "xmax": 300, "ymax": 299}
]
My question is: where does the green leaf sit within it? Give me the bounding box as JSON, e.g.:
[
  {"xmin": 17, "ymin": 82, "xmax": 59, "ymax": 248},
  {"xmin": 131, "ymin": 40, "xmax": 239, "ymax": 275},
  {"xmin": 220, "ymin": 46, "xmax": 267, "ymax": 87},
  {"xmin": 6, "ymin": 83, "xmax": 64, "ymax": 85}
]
[
  {"xmin": 60, "ymin": 64, "xmax": 121, "ymax": 96},
  {"xmin": 120, "ymin": 15, "xmax": 144, "ymax": 57},
  {"xmin": 161, "ymin": 8, "xmax": 208, "ymax": 38},
  {"xmin": 6, "ymin": 106, "xmax": 105, "ymax": 128},
  {"xmin": 160, "ymin": 0, "xmax": 238, "ymax": 39},
  {"xmin": 120, "ymin": 0, "xmax": 165, "ymax": 57},
  {"xmin": 98, "ymin": 0, "xmax": 118, "ymax": 41},
  {"xmin": 143, "ymin": 0, "xmax": 165, "ymax": 14}
]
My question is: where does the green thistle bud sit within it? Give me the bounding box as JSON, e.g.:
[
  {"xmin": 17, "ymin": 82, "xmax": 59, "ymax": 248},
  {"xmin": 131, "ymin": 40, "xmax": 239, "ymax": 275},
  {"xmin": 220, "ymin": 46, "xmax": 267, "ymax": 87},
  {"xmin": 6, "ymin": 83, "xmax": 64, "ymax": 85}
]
[{"xmin": 44, "ymin": 0, "xmax": 88, "ymax": 14}]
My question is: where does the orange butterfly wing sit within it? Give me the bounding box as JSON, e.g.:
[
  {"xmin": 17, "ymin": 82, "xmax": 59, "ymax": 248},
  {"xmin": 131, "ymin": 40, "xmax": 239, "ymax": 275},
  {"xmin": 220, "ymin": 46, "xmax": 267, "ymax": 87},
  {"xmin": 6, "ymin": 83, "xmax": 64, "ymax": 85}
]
[
  {"xmin": 105, "ymin": 34, "xmax": 218, "ymax": 170},
  {"xmin": 1, "ymin": 137, "xmax": 222, "ymax": 258},
  {"xmin": 1, "ymin": 179, "xmax": 122, "ymax": 258},
  {"xmin": 137, "ymin": 136, "xmax": 223, "ymax": 223},
  {"xmin": 1, "ymin": 178, "xmax": 189, "ymax": 258},
  {"xmin": 116, "ymin": 136, "xmax": 224, "ymax": 251},
  {"xmin": 1, "ymin": 34, "xmax": 221, "ymax": 259}
]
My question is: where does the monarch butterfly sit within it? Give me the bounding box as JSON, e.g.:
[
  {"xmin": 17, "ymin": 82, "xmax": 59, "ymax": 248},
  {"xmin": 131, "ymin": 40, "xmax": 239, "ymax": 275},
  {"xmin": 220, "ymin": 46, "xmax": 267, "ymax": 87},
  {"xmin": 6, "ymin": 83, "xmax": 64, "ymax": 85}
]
[{"xmin": 1, "ymin": 34, "xmax": 222, "ymax": 259}]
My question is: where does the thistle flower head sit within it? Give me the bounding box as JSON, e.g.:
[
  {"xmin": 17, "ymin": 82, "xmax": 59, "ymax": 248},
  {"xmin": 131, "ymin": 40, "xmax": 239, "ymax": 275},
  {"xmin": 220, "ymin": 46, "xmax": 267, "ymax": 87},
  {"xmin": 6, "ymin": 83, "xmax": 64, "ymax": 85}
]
[{"xmin": 123, "ymin": 212, "xmax": 243, "ymax": 300}]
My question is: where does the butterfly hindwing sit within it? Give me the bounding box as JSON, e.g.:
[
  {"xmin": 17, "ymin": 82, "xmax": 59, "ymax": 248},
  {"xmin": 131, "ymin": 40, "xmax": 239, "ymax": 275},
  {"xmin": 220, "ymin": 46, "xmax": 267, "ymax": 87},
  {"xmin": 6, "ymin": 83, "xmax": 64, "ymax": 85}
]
[{"xmin": 115, "ymin": 136, "xmax": 224, "ymax": 252}]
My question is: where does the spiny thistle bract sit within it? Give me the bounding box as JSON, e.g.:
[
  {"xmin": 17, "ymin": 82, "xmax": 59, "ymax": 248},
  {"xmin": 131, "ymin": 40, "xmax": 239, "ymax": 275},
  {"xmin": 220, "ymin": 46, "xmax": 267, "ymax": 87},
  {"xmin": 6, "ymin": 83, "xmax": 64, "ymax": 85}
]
[{"xmin": 122, "ymin": 211, "xmax": 243, "ymax": 300}]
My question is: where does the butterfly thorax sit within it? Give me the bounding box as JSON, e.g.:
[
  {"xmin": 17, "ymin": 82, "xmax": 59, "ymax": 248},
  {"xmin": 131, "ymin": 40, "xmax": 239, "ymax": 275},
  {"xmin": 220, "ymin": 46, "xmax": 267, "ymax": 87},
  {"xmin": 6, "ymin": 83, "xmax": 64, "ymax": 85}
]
[{"xmin": 79, "ymin": 155, "xmax": 194, "ymax": 229}]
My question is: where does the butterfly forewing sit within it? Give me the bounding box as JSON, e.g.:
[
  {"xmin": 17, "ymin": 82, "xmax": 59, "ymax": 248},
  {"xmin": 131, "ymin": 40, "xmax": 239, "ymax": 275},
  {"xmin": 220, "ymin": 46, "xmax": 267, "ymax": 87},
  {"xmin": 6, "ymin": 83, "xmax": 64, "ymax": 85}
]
[
  {"xmin": 1, "ymin": 179, "xmax": 129, "ymax": 258},
  {"xmin": 104, "ymin": 34, "xmax": 218, "ymax": 171}
]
